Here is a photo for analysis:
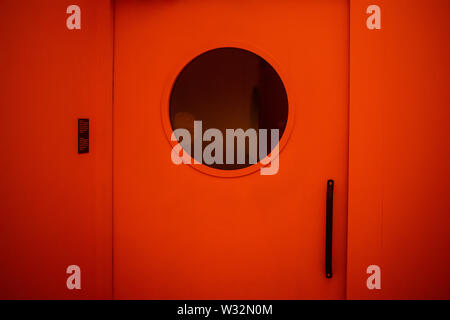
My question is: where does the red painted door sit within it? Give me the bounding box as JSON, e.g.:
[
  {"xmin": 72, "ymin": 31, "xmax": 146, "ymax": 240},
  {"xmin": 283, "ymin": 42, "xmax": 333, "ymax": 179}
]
[{"xmin": 114, "ymin": 0, "xmax": 349, "ymax": 299}]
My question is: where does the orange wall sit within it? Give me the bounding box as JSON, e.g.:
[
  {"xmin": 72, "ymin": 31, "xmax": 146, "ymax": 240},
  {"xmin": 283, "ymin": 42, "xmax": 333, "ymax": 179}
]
[
  {"xmin": 347, "ymin": 0, "xmax": 450, "ymax": 299},
  {"xmin": 0, "ymin": 1, "xmax": 113, "ymax": 299}
]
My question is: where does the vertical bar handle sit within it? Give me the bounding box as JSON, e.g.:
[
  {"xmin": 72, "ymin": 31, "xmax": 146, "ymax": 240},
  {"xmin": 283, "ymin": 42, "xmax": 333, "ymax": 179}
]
[{"xmin": 325, "ymin": 179, "xmax": 334, "ymax": 278}]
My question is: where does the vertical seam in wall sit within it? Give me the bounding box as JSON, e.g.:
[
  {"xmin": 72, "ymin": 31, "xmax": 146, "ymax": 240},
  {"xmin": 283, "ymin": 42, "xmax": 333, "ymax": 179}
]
[
  {"xmin": 345, "ymin": 0, "xmax": 351, "ymax": 301},
  {"xmin": 111, "ymin": 0, "xmax": 116, "ymax": 301}
]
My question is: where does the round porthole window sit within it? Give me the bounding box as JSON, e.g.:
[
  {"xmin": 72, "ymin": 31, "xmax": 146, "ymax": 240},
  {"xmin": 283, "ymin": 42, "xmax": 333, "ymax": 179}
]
[{"xmin": 169, "ymin": 47, "xmax": 288, "ymax": 171}]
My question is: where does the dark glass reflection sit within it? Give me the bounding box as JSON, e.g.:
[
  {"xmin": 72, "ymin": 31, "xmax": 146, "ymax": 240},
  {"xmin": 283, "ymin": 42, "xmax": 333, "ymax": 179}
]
[{"xmin": 169, "ymin": 47, "xmax": 288, "ymax": 170}]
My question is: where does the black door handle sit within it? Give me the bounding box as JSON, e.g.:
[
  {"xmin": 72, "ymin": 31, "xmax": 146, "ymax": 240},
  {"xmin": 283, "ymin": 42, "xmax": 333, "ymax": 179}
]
[{"xmin": 325, "ymin": 179, "xmax": 334, "ymax": 279}]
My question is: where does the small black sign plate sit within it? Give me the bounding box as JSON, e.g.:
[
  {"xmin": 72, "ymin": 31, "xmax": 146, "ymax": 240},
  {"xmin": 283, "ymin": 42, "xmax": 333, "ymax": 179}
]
[{"xmin": 78, "ymin": 118, "xmax": 89, "ymax": 154}]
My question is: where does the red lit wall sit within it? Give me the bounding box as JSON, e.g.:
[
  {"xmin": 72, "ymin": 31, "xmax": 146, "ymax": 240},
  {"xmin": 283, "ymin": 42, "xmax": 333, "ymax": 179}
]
[
  {"xmin": 347, "ymin": 0, "xmax": 450, "ymax": 299},
  {"xmin": 0, "ymin": 0, "xmax": 113, "ymax": 299}
]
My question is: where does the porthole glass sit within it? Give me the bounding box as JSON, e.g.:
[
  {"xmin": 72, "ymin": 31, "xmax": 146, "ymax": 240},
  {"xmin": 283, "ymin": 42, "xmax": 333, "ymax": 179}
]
[{"xmin": 169, "ymin": 47, "xmax": 288, "ymax": 170}]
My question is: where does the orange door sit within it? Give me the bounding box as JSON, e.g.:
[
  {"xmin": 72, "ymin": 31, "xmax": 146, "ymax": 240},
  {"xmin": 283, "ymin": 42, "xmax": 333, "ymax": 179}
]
[{"xmin": 114, "ymin": 0, "xmax": 349, "ymax": 299}]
